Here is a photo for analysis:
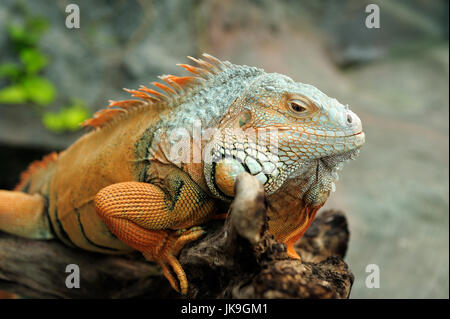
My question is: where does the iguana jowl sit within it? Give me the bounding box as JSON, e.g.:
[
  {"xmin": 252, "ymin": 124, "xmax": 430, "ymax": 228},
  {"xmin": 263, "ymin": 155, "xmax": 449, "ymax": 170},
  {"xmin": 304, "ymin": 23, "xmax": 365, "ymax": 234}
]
[{"xmin": 0, "ymin": 54, "xmax": 365, "ymax": 294}]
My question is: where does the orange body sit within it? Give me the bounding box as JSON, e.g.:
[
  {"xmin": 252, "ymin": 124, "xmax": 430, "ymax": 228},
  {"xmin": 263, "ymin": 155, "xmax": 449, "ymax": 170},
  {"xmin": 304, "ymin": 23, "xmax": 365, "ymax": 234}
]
[{"xmin": 0, "ymin": 54, "xmax": 363, "ymax": 294}]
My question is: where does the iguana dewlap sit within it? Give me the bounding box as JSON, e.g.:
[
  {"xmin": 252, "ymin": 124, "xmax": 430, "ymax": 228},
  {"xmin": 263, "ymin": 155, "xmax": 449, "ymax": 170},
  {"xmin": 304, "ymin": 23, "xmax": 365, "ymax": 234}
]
[{"xmin": 0, "ymin": 54, "xmax": 365, "ymax": 294}]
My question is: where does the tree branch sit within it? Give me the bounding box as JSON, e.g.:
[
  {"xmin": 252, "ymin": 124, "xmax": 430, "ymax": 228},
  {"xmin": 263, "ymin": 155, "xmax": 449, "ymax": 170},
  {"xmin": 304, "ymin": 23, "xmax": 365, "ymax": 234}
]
[{"xmin": 0, "ymin": 173, "xmax": 353, "ymax": 298}]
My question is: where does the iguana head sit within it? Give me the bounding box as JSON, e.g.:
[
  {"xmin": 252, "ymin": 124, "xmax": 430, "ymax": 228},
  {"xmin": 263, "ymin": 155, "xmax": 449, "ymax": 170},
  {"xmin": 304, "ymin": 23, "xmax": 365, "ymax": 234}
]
[
  {"xmin": 204, "ymin": 72, "xmax": 365, "ymax": 207},
  {"xmin": 113, "ymin": 53, "xmax": 364, "ymax": 208}
]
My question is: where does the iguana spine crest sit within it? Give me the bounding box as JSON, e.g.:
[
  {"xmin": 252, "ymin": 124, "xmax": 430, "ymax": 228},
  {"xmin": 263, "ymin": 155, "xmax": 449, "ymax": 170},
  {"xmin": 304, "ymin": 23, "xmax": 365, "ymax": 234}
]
[{"xmin": 82, "ymin": 53, "xmax": 230, "ymax": 130}]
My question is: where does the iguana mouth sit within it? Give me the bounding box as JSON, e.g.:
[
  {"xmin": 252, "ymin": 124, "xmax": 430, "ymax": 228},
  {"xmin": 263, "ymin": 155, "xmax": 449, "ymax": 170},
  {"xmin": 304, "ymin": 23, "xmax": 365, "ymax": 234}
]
[
  {"xmin": 348, "ymin": 131, "xmax": 364, "ymax": 137},
  {"xmin": 206, "ymin": 128, "xmax": 364, "ymax": 199}
]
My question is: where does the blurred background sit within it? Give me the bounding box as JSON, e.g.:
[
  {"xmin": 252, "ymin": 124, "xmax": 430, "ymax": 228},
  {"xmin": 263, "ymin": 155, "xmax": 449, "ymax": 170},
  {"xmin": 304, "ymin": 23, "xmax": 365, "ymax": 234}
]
[{"xmin": 0, "ymin": 0, "xmax": 448, "ymax": 298}]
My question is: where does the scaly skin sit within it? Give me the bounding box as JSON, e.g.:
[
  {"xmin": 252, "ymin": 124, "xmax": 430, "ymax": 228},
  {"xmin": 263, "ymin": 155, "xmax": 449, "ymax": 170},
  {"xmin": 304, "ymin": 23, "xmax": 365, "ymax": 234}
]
[{"xmin": 0, "ymin": 54, "xmax": 365, "ymax": 294}]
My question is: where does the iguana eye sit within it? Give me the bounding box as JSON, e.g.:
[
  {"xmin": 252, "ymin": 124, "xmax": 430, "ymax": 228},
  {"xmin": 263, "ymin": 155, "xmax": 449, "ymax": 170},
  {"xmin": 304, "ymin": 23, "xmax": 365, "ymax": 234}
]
[{"xmin": 288, "ymin": 99, "xmax": 309, "ymax": 114}]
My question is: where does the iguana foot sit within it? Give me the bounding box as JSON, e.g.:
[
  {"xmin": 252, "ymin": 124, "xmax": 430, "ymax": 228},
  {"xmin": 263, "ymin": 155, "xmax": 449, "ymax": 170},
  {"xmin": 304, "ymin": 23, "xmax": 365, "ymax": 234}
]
[
  {"xmin": 286, "ymin": 242, "xmax": 302, "ymax": 261},
  {"xmin": 94, "ymin": 181, "xmax": 213, "ymax": 294},
  {"xmin": 145, "ymin": 227, "xmax": 206, "ymax": 293},
  {"xmin": 97, "ymin": 203, "xmax": 205, "ymax": 294}
]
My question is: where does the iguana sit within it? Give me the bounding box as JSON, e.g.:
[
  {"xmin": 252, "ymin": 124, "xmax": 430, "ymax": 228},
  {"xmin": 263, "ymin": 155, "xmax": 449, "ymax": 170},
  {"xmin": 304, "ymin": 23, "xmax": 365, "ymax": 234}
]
[{"xmin": 0, "ymin": 54, "xmax": 365, "ymax": 295}]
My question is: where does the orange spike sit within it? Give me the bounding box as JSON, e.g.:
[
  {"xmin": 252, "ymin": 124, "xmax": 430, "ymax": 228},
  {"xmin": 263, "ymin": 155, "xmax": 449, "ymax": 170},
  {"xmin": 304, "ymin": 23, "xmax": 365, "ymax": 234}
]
[
  {"xmin": 202, "ymin": 53, "xmax": 226, "ymax": 70},
  {"xmin": 108, "ymin": 99, "xmax": 144, "ymax": 109},
  {"xmin": 139, "ymin": 85, "xmax": 167, "ymax": 100},
  {"xmin": 82, "ymin": 109, "xmax": 125, "ymax": 128},
  {"xmin": 123, "ymin": 88, "xmax": 155, "ymax": 100},
  {"xmin": 163, "ymin": 75, "xmax": 196, "ymax": 87},
  {"xmin": 161, "ymin": 77, "xmax": 183, "ymax": 92},
  {"xmin": 176, "ymin": 63, "xmax": 206, "ymax": 75},
  {"xmin": 160, "ymin": 75, "xmax": 192, "ymax": 92},
  {"xmin": 15, "ymin": 152, "xmax": 59, "ymax": 190},
  {"xmin": 151, "ymin": 81, "xmax": 177, "ymax": 95},
  {"xmin": 187, "ymin": 56, "xmax": 215, "ymax": 71}
]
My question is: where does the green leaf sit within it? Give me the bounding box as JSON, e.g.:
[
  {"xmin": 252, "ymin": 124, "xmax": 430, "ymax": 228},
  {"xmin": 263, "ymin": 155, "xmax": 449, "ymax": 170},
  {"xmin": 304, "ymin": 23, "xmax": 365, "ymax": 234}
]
[
  {"xmin": 62, "ymin": 105, "xmax": 91, "ymax": 130},
  {"xmin": 42, "ymin": 103, "xmax": 91, "ymax": 133},
  {"xmin": 0, "ymin": 63, "xmax": 22, "ymax": 80},
  {"xmin": 42, "ymin": 112, "xmax": 65, "ymax": 132},
  {"xmin": 7, "ymin": 24, "xmax": 37, "ymax": 47},
  {"xmin": 26, "ymin": 17, "xmax": 48, "ymax": 35},
  {"xmin": 0, "ymin": 85, "xmax": 27, "ymax": 104},
  {"xmin": 7, "ymin": 24, "xmax": 27, "ymax": 41},
  {"xmin": 20, "ymin": 48, "xmax": 48, "ymax": 74},
  {"xmin": 22, "ymin": 76, "xmax": 56, "ymax": 106}
]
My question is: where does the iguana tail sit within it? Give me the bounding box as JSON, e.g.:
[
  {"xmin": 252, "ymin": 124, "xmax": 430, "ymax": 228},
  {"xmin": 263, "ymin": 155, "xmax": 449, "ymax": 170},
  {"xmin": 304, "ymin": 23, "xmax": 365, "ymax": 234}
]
[{"xmin": 0, "ymin": 152, "xmax": 57, "ymax": 239}]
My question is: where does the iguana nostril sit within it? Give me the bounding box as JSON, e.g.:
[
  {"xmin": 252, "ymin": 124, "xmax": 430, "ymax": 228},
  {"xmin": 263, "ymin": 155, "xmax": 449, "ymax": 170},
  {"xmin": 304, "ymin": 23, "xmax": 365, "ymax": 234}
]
[{"xmin": 347, "ymin": 114, "xmax": 353, "ymax": 124}]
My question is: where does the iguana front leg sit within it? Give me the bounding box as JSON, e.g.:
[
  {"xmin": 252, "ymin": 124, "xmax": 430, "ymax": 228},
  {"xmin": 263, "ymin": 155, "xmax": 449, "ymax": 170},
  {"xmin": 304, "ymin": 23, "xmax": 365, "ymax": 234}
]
[{"xmin": 93, "ymin": 175, "xmax": 216, "ymax": 294}]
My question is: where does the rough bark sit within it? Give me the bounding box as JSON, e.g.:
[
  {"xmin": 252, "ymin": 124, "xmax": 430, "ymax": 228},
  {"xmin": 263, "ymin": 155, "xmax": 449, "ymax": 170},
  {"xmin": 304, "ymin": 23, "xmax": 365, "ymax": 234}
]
[{"xmin": 0, "ymin": 173, "xmax": 353, "ymax": 298}]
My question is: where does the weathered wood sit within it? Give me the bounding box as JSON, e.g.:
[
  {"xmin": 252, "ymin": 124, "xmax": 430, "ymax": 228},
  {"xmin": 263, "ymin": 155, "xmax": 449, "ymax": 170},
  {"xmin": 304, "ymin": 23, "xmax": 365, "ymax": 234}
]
[{"xmin": 0, "ymin": 173, "xmax": 353, "ymax": 298}]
